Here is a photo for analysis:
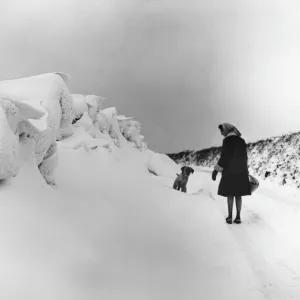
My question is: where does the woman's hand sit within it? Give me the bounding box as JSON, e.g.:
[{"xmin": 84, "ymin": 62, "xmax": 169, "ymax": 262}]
[{"xmin": 212, "ymin": 170, "xmax": 218, "ymax": 181}]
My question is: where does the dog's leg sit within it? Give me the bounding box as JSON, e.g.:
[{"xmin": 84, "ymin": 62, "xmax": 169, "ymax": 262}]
[
  {"xmin": 173, "ymin": 180, "xmax": 180, "ymax": 190},
  {"xmin": 182, "ymin": 185, "xmax": 187, "ymax": 193}
]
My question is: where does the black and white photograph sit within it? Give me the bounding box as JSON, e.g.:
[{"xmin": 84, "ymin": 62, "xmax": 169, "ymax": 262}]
[{"xmin": 1, "ymin": 0, "xmax": 300, "ymax": 299}]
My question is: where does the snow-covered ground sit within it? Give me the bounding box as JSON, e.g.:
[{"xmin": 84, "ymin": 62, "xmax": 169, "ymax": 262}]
[
  {"xmin": 1, "ymin": 73, "xmax": 299, "ymax": 299},
  {"xmin": 2, "ymin": 133, "xmax": 300, "ymax": 299},
  {"xmin": 190, "ymin": 166, "xmax": 300, "ymax": 300}
]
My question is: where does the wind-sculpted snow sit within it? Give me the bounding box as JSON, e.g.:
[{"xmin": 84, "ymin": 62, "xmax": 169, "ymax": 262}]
[
  {"xmin": 118, "ymin": 117, "xmax": 147, "ymax": 151},
  {"xmin": 0, "ymin": 96, "xmax": 46, "ymax": 180},
  {"xmin": 0, "ymin": 78, "xmax": 148, "ymax": 185},
  {"xmin": 72, "ymin": 95, "xmax": 113, "ymax": 144},
  {"xmin": 0, "ymin": 73, "xmax": 75, "ymax": 185},
  {"xmin": 72, "ymin": 94, "xmax": 147, "ymax": 151},
  {"xmin": 101, "ymin": 107, "xmax": 127, "ymax": 148},
  {"xmin": 0, "ymin": 72, "xmax": 74, "ymax": 140}
]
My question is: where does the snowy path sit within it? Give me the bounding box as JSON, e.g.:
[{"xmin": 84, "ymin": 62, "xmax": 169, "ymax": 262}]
[{"xmin": 195, "ymin": 168, "xmax": 300, "ymax": 300}]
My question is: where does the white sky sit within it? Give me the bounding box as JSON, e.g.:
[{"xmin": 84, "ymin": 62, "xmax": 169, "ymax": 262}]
[{"xmin": 1, "ymin": 0, "xmax": 300, "ymax": 152}]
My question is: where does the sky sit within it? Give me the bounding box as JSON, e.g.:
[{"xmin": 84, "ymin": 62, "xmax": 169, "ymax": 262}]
[{"xmin": 1, "ymin": 0, "xmax": 300, "ymax": 153}]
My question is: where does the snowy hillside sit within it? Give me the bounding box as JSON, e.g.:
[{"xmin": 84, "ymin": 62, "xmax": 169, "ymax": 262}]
[{"xmin": 168, "ymin": 131, "xmax": 300, "ymax": 189}]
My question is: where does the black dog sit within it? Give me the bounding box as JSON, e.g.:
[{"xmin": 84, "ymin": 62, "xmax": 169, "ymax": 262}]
[{"xmin": 173, "ymin": 166, "xmax": 194, "ymax": 193}]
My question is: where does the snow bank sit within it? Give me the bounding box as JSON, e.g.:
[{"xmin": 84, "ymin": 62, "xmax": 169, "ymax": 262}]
[
  {"xmin": 58, "ymin": 126, "xmax": 110, "ymax": 151},
  {"xmin": 0, "ymin": 96, "xmax": 47, "ymax": 180},
  {"xmin": 147, "ymin": 151, "xmax": 181, "ymax": 178},
  {"xmin": 71, "ymin": 93, "xmax": 147, "ymax": 151},
  {"xmin": 72, "ymin": 94, "xmax": 88, "ymax": 119},
  {"xmin": 0, "ymin": 139, "xmax": 264, "ymax": 300},
  {"xmin": 0, "ymin": 78, "xmax": 149, "ymax": 185},
  {"xmin": 0, "ymin": 73, "xmax": 75, "ymax": 184},
  {"xmin": 0, "ymin": 72, "xmax": 74, "ymax": 140}
]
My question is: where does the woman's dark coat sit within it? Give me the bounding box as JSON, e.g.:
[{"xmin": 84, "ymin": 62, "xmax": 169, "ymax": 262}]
[{"xmin": 217, "ymin": 135, "xmax": 251, "ymax": 197}]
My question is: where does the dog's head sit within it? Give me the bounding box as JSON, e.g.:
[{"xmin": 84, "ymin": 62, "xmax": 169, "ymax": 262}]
[{"xmin": 181, "ymin": 166, "xmax": 194, "ymax": 177}]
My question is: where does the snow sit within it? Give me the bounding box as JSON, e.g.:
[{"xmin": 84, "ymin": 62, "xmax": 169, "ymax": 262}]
[
  {"xmin": 147, "ymin": 151, "xmax": 181, "ymax": 178},
  {"xmin": 0, "ymin": 72, "xmax": 74, "ymax": 139},
  {"xmin": 0, "ymin": 106, "xmax": 20, "ymax": 179},
  {"xmin": 116, "ymin": 115, "xmax": 133, "ymax": 121},
  {"xmin": 0, "ymin": 73, "xmax": 76, "ymax": 184},
  {"xmin": 2, "ymin": 120, "xmax": 300, "ymax": 299},
  {"xmin": 0, "ymin": 138, "xmax": 267, "ymax": 300},
  {"xmin": 72, "ymin": 94, "xmax": 88, "ymax": 118},
  {"xmin": 190, "ymin": 166, "xmax": 300, "ymax": 299},
  {"xmin": 102, "ymin": 107, "xmax": 128, "ymax": 148},
  {"xmin": 1, "ymin": 75, "xmax": 300, "ymax": 300}
]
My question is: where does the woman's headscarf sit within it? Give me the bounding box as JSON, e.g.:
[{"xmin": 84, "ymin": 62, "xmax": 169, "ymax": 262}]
[{"xmin": 218, "ymin": 123, "xmax": 241, "ymax": 137}]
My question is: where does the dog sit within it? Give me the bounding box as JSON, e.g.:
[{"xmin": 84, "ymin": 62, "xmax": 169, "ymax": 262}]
[{"xmin": 173, "ymin": 166, "xmax": 194, "ymax": 193}]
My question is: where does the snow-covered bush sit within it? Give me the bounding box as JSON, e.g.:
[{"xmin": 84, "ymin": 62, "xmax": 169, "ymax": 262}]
[{"xmin": 0, "ymin": 72, "xmax": 75, "ymax": 185}]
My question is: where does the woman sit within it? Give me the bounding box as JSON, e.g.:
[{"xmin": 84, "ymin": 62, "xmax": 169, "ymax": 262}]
[{"xmin": 212, "ymin": 123, "xmax": 251, "ymax": 224}]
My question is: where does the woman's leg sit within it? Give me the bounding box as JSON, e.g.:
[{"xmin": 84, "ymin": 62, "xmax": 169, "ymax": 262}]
[
  {"xmin": 235, "ymin": 196, "xmax": 242, "ymax": 219},
  {"xmin": 227, "ymin": 196, "xmax": 234, "ymax": 218}
]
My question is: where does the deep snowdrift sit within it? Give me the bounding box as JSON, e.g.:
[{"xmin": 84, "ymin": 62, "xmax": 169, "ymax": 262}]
[{"xmin": 0, "ymin": 138, "xmax": 265, "ymax": 300}]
